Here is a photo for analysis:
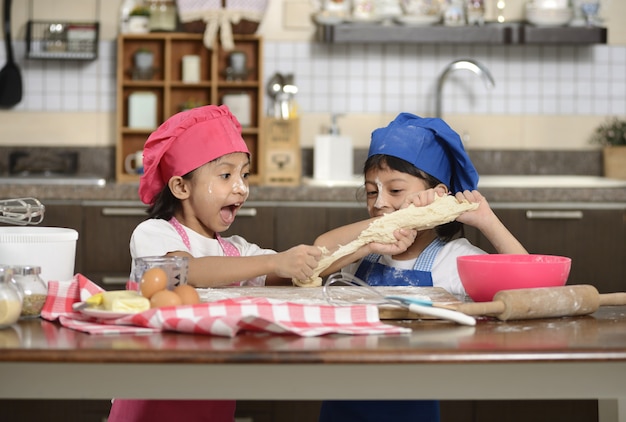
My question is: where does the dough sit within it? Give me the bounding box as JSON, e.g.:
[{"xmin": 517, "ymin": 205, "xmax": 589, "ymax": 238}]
[{"xmin": 293, "ymin": 195, "xmax": 479, "ymax": 287}]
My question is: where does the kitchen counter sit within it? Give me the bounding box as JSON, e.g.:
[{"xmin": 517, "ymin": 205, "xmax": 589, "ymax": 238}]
[
  {"xmin": 1, "ymin": 177, "xmax": 626, "ymax": 204},
  {"xmin": 1, "ymin": 306, "xmax": 626, "ymax": 422}
]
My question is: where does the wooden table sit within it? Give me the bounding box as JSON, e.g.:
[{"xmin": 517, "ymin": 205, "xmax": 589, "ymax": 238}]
[{"xmin": 1, "ymin": 307, "xmax": 626, "ymax": 421}]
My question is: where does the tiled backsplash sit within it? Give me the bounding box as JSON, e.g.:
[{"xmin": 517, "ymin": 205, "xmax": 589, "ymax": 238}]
[{"xmin": 3, "ymin": 40, "xmax": 625, "ymax": 117}]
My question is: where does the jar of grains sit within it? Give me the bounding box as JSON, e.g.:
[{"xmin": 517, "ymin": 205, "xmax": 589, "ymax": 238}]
[
  {"xmin": 0, "ymin": 266, "xmax": 22, "ymax": 328},
  {"xmin": 13, "ymin": 266, "xmax": 47, "ymax": 319}
]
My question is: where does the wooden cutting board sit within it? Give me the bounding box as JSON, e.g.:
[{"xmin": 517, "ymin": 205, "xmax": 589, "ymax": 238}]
[{"xmin": 197, "ymin": 286, "xmax": 462, "ymax": 320}]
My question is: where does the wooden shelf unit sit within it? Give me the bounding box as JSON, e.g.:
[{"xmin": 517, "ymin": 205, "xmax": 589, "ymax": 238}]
[{"xmin": 116, "ymin": 33, "xmax": 264, "ymax": 184}]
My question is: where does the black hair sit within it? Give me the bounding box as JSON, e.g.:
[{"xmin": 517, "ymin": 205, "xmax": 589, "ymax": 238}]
[
  {"xmin": 363, "ymin": 154, "xmax": 463, "ymax": 242},
  {"xmin": 145, "ymin": 171, "xmax": 194, "ymax": 220}
]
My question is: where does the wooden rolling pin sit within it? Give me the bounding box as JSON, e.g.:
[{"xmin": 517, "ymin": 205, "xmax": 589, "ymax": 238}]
[{"xmin": 452, "ymin": 285, "xmax": 626, "ymax": 321}]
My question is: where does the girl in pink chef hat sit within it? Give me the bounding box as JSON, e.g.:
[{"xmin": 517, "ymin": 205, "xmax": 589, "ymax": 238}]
[
  {"xmin": 129, "ymin": 104, "xmax": 324, "ymax": 288},
  {"xmin": 109, "ymin": 105, "xmax": 418, "ymax": 422},
  {"xmin": 108, "ymin": 104, "xmax": 329, "ymax": 422}
]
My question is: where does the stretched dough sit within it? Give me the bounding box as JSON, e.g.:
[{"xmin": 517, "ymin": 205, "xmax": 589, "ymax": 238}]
[{"xmin": 293, "ymin": 195, "xmax": 479, "ymax": 287}]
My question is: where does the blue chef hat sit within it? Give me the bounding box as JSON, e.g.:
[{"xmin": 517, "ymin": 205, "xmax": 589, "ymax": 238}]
[{"xmin": 368, "ymin": 113, "xmax": 479, "ymax": 193}]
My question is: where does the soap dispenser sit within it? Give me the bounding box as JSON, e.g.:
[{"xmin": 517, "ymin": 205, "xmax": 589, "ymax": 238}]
[{"xmin": 313, "ymin": 114, "xmax": 354, "ymax": 182}]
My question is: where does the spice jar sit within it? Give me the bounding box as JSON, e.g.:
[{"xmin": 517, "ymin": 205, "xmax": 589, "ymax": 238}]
[
  {"xmin": 13, "ymin": 266, "xmax": 47, "ymax": 319},
  {"xmin": 0, "ymin": 266, "xmax": 22, "ymax": 328}
]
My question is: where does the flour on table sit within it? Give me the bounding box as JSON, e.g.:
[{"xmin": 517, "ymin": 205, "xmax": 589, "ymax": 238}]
[
  {"xmin": 197, "ymin": 286, "xmax": 456, "ymax": 306},
  {"xmin": 293, "ymin": 195, "xmax": 479, "ymax": 287}
]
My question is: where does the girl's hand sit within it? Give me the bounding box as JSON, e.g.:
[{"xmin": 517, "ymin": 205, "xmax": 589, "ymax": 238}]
[
  {"xmin": 455, "ymin": 190, "xmax": 528, "ymax": 255},
  {"xmin": 273, "ymin": 245, "xmax": 322, "ymax": 281},
  {"xmin": 454, "ymin": 190, "xmax": 496, "ymax": 229},
  {"xmin": 403, "ymin": 187, "xmax": 447, "ymax": 208},
  {"xmin": 367, "ymin": 228, "xmax": 417, "ymax": 256}
]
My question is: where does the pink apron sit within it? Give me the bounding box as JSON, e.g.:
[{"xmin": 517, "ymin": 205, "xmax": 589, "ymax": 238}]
[{"xmin": 108, "ymin": 218, "xmax": 240, "ymax": 422}]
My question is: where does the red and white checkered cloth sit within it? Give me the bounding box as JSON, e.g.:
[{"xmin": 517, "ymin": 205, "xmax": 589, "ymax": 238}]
[{"xmin": 41, "ymin": 275, "xmax": 410, "ymax": 337}]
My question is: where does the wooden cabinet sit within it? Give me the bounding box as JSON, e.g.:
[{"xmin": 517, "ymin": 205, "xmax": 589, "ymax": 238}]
[
  {"xmin": 441, "ymin": 400, "xmax": 598, "ymax": 422},
  {"xmin": 222, "ymin": 205, "xmax": 276, "ymax": 248},
  {"xmin": 34, "ymin": 201, "xmax": 625, "ymax": 296},
  {"xmin": 464, "ymin": 204, "xmax": 626, "ymax": 293},
  {"xmin": 116, "ymin": 33, "xmax": 264, "ymax": 184},
  {"xmin": 80, "ymin": 202, "xmax": 148, "ymax": 289},
  {"xmin": 275, "ymin": 205, "xmax": 370, "ymax": 250},
  {"xmin": 222, "ymin": 203, "xmax": 370, "ymax": 252}
]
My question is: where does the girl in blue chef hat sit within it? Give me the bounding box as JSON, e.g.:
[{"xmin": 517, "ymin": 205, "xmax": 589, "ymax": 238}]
[{"xmin": 315, "ymin": 113, "xmax": 528, "ymax": 422}]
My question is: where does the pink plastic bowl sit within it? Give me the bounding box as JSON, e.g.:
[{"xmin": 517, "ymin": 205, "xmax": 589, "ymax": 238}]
[{"xmin": 457, "ymin": 254, "xmax": 572, "ymax": 302}]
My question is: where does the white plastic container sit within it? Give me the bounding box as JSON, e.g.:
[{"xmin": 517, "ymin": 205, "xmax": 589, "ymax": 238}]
[
  {"xmin": 313, "ymin": 114, "xmax": 353, "ymax": 182},
  {"xmin": 0, "ymin": 227, "xmax": 78, "ymax": 285},
  {"xmin": 314, "ymin": 135, "xmax": 354, "ymax": 181}
]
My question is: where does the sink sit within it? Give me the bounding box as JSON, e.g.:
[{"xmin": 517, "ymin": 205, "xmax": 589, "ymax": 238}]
[
  {"xmin": 478, "ymin": 175, "xmax": 626, "ymax": 189},
  {"xmin": 302, "ymin": 175, "xmax": 626, "ymax": 189},
  {"xmin": 0, "ymin": 175, "xmax": 107, "ymax": 186}
]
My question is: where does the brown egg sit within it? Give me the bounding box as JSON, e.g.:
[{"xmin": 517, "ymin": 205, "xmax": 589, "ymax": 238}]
[
  {"xmin": 173, "ymin": 285, "xmax": 200, "ymax": 305},
  {"xmin": 150, "ymin": 290, "xmax": 183, "ymax": 308},
  {"xmin": 140, "ymin": 268, "xmax": 168, "ymax": 299}
]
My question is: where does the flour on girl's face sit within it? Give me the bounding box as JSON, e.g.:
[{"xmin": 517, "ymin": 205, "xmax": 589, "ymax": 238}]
[
  {"xmin": 373, "ymin": 177, "xmax": 385, "ymax": 209},
  {"xmin": 203, "ymin": 159, "xmax": 250, "ymax": 201},
  {"xmin": 232, "ymin": 178, "xmax": 248, "ymax": 196}
]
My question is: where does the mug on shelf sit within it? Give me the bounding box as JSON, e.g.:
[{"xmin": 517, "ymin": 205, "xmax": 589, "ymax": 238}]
[{"xmin": 125, "ymin": 150, "xmax": 144, "ymax": 175}]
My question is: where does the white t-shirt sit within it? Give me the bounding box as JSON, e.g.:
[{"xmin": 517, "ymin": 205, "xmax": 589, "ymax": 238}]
[
  {"xmin": 343, "ymin": 238, "xmax": 485, "ymax": 297},
  {"xmin": 130, "ymin": 219, "xmax": 276, "ymax": 285}
]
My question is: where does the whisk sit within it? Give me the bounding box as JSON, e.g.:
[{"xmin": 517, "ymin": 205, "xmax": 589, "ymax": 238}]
[
  {"xmin": 0, "ymin": 197, "xmax": 45, "ymax": 225},
  {"xmin": 323, "ymin": 273, "xmax": 476, "ymax": 326}
]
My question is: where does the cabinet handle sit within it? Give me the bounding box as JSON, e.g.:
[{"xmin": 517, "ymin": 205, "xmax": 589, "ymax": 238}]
[
  {"xmin": 237, "ymin": 208, "xmax": 257, "ymax": 217},
  {"xmin": 525, "ymin": 210, "xmax": 583, "ymax": 220},
  {"xmin": 100, "ymin": 207, "xmax": 255, "ymax": 217},
  {"xmin": 101, "ymin": 276, "xmax": 130, "ymax": 285},
  {"xmin": 101, "ymin": 207, "xmax": 147, "ymax": 216}
]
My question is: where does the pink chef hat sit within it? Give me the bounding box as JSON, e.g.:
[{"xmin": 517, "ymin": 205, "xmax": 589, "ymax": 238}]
[{"xmin": 138, "ymin": 105, "xmax": 250, "ymax": 205}]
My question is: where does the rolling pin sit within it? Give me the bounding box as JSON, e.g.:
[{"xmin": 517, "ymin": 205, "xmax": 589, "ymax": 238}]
[{"xmin": 452, "ymin": 285, "xmax": 626, "ymax": 321}]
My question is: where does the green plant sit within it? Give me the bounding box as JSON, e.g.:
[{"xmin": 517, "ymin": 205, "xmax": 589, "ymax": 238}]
[
  {"xmin": 590, "ymin": 117, "xmax": 626, "ymax": 146},
  {"xmin": 130, "ymin": 6, "xmax": 150, "ymax": 16}
]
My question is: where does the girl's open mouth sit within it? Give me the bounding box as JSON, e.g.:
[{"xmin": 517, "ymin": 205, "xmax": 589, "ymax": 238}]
[{"xmin": 220, "ymin": 204, "xmax": 240, "ymax": 226}]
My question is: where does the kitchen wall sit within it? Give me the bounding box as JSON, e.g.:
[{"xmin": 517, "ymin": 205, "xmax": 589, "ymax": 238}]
[{"xmin": 0, "ymin": 0, "xmax": 624, "ymax": 152}]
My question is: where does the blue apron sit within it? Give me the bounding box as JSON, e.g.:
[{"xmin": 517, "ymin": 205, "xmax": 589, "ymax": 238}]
[
  {"xmin": 354, "ymin": 237, "xmax": 445, "ymax": 287},
  {"xmin": 319, "ymin": 239, "xmax": 445, "ymax": 422}
]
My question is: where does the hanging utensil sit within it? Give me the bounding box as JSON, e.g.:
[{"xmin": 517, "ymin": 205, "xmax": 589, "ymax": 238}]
[
  {"xmin": 0, "ymin": 198, "xmax": 45, "ymax": 225},
  {"xmin": 266, "ymin": 72, "xmax": 284, "ymax": 118},
  {"xmin": 323, "ymin": 273, "xmax": 476, "ymax": 326},
  {"xmin": 0, "ymin": 0, "xmax": 23, "ymax": 108},
  {"xmin": 280, "ymin": 73, "xmax": 298, "ymax": 119}
]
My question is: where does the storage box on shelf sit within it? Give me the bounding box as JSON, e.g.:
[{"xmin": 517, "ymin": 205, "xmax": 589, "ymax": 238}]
[{"xmin": 116, "ymin": 33, "xmax": 264, "ymax": 183}]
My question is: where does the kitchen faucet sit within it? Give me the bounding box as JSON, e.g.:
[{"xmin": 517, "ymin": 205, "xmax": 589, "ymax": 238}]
[{"xmin": 435, "ymin": 59, "xmax": 495, "ymax": 119}]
